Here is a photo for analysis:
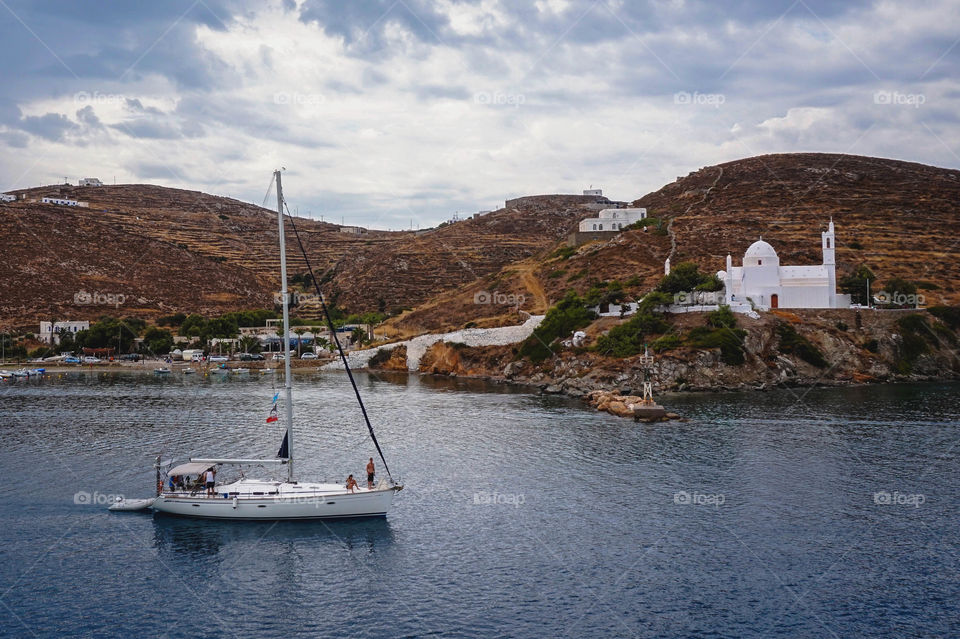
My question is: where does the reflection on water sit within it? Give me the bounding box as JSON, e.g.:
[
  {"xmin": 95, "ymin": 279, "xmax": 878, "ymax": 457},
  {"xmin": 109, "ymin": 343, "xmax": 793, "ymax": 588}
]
[{"xmin": 152, "ymin": 515, "xmax": 395, "ymax": 558}]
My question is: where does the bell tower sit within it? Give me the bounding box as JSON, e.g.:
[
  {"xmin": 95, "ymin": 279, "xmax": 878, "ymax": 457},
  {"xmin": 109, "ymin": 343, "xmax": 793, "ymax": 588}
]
[{"xmin": 821, "ymin": 218, "xmax": 837, "ymax": 307}]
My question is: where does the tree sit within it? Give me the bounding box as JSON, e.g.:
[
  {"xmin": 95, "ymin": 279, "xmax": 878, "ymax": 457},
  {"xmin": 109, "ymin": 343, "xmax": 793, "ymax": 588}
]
[
  {"xmin": 238, "ymin": 335, "xmax": 261, "ymax": 354},
  {"xmin": 293, "ymin": 327, "xmax": 306, "ymax": 355},
  {"xmin": 143, "ymin": 327, "xmax": 174, "ymax": 355},
  {"xmin": 656, "ymin": 262, "xmax": 722, "ymax": 295},
  {"xmin": 179, "ymin": 314, "xmax": 208, "ymax": 338},
  {"xmin": 839, "ymin": 264, "xmax": 876, "ymax": 305}
]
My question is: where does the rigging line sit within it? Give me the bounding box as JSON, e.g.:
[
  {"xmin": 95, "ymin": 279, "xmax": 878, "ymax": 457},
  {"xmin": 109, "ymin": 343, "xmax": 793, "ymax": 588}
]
[
  {"xmin": 261, "ymin": 173, "xmax": 276, "ymax": 208},
  {"xmin": 280, "ymin": 198, "xmax": 395, "ymax": 483}
]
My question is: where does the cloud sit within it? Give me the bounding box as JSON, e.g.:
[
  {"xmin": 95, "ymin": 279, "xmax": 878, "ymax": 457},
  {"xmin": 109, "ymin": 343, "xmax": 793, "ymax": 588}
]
[{"xmin": 0, "ymin": 0, "xmax": 958, "ymax": 225}]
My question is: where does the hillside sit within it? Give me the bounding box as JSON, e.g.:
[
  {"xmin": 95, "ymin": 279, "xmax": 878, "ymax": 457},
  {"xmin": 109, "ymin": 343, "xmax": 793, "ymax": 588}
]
[
  {"xmin": 388, "ymin": 153, "xmax": 960, "ymax": 334},
  {"xmin": 0, "ymin": 185, "xmax": 594, "ymax": 328}
]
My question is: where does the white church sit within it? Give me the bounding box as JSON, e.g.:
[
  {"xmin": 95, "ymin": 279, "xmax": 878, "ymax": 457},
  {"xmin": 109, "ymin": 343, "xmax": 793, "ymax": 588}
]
[{"xmin": 717, "ymin": 220, "xmax": 851, "ymax": 311}]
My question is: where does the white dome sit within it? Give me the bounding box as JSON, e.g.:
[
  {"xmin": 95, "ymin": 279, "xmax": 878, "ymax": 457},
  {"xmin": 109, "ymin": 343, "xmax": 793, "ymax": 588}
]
[
  {"xmin": 744, "ymin": 239, "xmax": 778, "ymax": 258},
  {"xmin": 716, "ymin": 270, "xmax": 727, "ymax": 279}
]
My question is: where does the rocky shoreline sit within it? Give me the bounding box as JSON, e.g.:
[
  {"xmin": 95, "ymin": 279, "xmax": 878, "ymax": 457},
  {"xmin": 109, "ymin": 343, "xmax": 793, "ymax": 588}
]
[{"xmin": 365, "ymin": 307, "xmax": 960, "ymax": 417}]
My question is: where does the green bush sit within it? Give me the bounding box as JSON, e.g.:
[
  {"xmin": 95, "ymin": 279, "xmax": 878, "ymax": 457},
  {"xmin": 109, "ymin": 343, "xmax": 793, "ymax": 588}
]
[
  {"xmin": 584, "ymin": 280, "xmax": 625, "ymax": 308},
  {"xmin": 706, "ymin": 305, "xmax": 737, "ymax": 329},
  {"xmin": 143, "ymin": 327, "xmax": 174, "ymax": 355},
  {"xmin": 651, "ymin": 334, "xmax": 681, "ymax": 353},
  {"xmin": 518, "ymin": 291, "xmax": 595, "ymax": 362},
  {"xmin": 686, "ymin": 325, "xmax": 747, "ymax": 365},
  {"xmin": 547, "ymin": 269, "xmax": 567, "ymax": 279},
  {"xmin": 550, "ymin": 245, "xmax": 577, "ymax": 260},
  {"xmin": 775, "ymin": 322, "xmax": 827, "ymax": 368},
  {"xmin": 864, "ymin": 338, "xmax": 879, "ymax": 353},
  {"xmin": 594, "ymin": 311, "xmax": 669, "ymax": 358}
]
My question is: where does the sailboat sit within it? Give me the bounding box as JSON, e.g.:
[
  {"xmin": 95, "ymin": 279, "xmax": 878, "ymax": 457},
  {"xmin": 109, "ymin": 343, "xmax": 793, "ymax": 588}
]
[{"xmin": 145, "ymin": 170, "xmax": 403, "ymax": 520}]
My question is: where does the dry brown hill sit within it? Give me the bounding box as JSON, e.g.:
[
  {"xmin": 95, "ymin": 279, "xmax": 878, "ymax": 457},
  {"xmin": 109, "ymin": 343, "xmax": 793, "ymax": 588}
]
[
  {"xmin": 389, "ymin": 153, "xmax": 960, "ymax": 334},
  {"xmin": 0, "ymin": 185, "xmax": 595, "ymax": 328}
]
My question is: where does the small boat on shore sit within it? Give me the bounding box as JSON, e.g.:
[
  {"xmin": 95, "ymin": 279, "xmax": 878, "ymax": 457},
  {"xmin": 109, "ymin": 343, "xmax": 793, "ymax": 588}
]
[
  {"xmin": 231, "ymin": 367, "xmax": 249, "ymax": 375},
  {"xmin": 0, "ymin": 371, "xmax": 13, "ymax": 379},
  {"xmin": 154, "ymin": 368, "xmax": 172, "ymax": 375},
  {"xmin": 11, "ymin": 369, "xmax": 29, "ymax": 378},
  {"xmin": 182, "ymin": 368, "xmax": 196, "ymax": 375}
]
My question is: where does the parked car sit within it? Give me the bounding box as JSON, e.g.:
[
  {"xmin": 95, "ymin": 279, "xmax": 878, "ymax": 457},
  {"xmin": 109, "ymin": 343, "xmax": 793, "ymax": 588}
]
[
  {"xmin": 119, "ymin": 353, "xmax": 141, "ymax": 362},
  {"xmin": 208, "ymin": 355, "xmax": 229, "ymax": 363},
  {"xmin": 239, "ymin": 353, "xmax": 264, "ymax": 361},
  {"xmin": 272, "ymin": 352, "xmax": 295, "ymax": 361},
  {"xmin": 64, "ymin": 356, "xmax": 81, "ymax": 364},
  {"xmin": 82, "ymin": 356, "xmax": 101, "ymax": 364},
  {"xmin": 300, "ymin": 352, "xmax": 318, "ymax": 359}
]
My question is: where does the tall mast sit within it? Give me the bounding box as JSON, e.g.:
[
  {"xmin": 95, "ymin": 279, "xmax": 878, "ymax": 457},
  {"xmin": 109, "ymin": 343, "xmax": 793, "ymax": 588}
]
[{"xmin": 276, "ymin": 169, "xmax": 294, "ymax": 482}]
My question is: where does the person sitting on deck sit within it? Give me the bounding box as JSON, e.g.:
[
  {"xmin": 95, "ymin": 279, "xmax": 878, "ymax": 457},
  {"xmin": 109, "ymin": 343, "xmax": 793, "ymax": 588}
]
[{"xmin": 345, "ymin": 474, "xmax": 359, "ymax": 493}]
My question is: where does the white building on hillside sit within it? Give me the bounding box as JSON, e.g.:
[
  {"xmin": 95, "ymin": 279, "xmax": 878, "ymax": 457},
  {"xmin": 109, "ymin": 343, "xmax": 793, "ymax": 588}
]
[
  {"xmin": 578, "ymin": 207, "xmax": 647, "ymax": 232},
  {"xmin": 79, "ymin": 178, "xmax": 103, "ymax": 187},
  {"xmin": 1, "ymin": 193, "xmax": 16, "ymax": 202},
  {"xmin": 39, "ymin": 320, "xmax": 90, "ymax": 344},
  {"xmin": 583, "ymin": 188, "xmax": 603, "ymax": 196},
  {"xmin": 718, "ymin": 220, "xmax": 851, "ymax": 310},
  {"xmin": 41, "ymin": 197, "xmax": 87, "ymax": 207}
]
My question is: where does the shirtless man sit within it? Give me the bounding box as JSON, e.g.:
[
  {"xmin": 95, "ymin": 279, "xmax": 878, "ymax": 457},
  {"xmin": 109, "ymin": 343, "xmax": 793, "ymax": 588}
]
[{"xmin": 366, "ymin": 457, "xmax": 375, "ymax": 489}]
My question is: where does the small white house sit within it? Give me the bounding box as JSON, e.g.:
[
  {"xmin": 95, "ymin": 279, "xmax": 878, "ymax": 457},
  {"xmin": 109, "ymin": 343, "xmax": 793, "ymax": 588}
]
[
  {"xmin": 578, "ymin": 207, "xmax": 647, "ymax": 232},
  {"xmin": 79, "ymin": 178, "xmax": 103, "ymax": 187},
  {"xmin": 41, "ymin": 197, "xmax": 84, "ymax": 207},
  {"xmin": 1, "ymin": 193, "xmax": 16, "ymax": 202},
  {"xmin": 39, "ymin": 320, "xmax": 90, "ymax": 344},
  {"xmin": 583, "ymin": 188, "xmax": 603, "ymax": 197},
  {"xmin": 339, "ymin": 226, "xmax": 365, "ymax": 234}
]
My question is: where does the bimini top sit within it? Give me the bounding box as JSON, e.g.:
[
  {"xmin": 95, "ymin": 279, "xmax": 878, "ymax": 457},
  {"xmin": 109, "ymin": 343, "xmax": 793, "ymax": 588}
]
[
  {"xmin": 166, "ymin": 461, "xmax": 214, "ymax": 476},
  {"xmin": 744, "ymin": 238, "xmax": 778, "ymax": 258}
]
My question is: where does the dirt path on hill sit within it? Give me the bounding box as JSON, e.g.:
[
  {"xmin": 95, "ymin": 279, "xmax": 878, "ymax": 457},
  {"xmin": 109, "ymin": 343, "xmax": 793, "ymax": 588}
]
[{"xmin": 517, "ymin": 262, "xmax": 548, "ymax": 312}]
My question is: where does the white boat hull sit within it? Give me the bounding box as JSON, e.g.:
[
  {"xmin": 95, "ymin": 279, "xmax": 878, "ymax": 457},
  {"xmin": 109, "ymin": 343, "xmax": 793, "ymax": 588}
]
[{"xmin": 151, "ymin": 481, "xmax": 400, "ymax": 520}]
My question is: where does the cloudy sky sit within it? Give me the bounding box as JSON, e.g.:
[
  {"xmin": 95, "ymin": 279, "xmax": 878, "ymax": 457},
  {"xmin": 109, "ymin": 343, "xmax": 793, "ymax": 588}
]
[{"xmin": 1, "ymin": 0, "xmax": 957, "ymax": 228}]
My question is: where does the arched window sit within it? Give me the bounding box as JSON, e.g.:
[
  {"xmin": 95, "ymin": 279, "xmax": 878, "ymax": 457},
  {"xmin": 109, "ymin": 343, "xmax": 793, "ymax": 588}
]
[
  {"xmin": 592, "ymin": 224, "xmax": 597, "ymax": 230},
  {"xmin": 599, "ymin": 224, "xmax": 603, "ymax": 230},
  {"xmin": 826, "ymin": 238, "xmax": 831, "ymax": 248},
  {"xmin": 758, "ymin": 259, "xmax": 762, "ymax": 266}
]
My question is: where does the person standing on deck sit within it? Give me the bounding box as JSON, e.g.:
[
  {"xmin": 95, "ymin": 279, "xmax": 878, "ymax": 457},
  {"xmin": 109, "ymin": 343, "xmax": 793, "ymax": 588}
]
[
  {"xmin": 205, "ymin": 468, "xmax": 216, "ymax": 496},
  {"xmin": 366, "ymin": 457, "xmax": 375, "ymax": 489}
]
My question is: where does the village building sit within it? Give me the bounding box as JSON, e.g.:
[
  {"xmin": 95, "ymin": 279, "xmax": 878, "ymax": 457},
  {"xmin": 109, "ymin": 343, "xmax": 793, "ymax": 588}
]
[
  {"xmin": 578, "ymin": 207, "xmax": 647, "ymax": 232},
  {"xmin": 79, "ymin": 177, "xmax": 103, "ymax": 187},
  {"xmin": 1, "ymin": 193, "xmax": 16, "ymax": 202},
  {"xmin": 41, "ymin": 197, "xmax": 88, "ymax": 207},
  {"xmin": 39, "ymin": 320, "xmax": 90, "ymax": 344}
]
